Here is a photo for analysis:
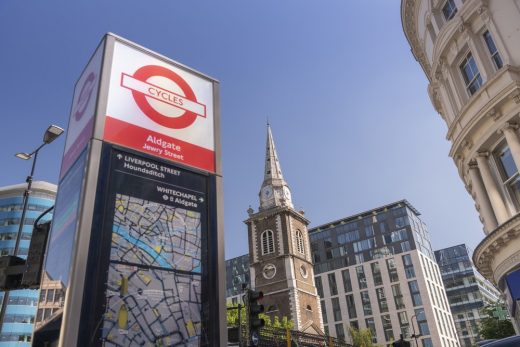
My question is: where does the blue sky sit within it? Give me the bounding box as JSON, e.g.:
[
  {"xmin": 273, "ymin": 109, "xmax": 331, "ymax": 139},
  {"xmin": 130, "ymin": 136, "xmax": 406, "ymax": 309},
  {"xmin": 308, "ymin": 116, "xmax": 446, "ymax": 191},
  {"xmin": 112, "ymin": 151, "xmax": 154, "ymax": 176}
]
[{"xmin": 0, "ymin": 1, "xmax": 483, "ymax": 260}]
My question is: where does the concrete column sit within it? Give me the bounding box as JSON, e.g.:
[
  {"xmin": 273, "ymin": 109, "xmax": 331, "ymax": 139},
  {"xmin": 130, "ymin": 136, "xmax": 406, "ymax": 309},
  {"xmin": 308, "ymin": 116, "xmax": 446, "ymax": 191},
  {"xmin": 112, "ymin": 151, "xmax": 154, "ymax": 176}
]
[
  {"xmin": 468, "ymin": 161, "xmax": 498, "ymax": 233},
  {"xmin": 475, "ymin": 152, "xmax": 510, "ymax": 224},
  {"xmin": 501, "ymin": 122, "xmax": 520, "ymax": 172}
]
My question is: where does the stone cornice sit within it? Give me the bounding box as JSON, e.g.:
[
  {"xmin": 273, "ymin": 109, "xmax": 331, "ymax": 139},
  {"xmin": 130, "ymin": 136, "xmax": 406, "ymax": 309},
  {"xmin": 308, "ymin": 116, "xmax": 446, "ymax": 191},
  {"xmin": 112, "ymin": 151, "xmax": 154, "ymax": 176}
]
[
  {"xmin": 473, "ymin": 212, "xmax": 520, "ymax": 283},
  {"xmin": 401, "ymin": 0, "xmax": 432, "ymax": 79},
  {"xmin": 244, "ymin": 206, "xmax": 309, "ymax": 226}
]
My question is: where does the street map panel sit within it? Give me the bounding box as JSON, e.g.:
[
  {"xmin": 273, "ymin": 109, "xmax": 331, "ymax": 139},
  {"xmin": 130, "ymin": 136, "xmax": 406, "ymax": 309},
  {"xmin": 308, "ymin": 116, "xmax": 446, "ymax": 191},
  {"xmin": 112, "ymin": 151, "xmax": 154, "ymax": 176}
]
[
  {"xmin": 102, "ymin": 264, "xmax": 201, "ymax": 346},
  {"xmin": 111, "ymin": 194, "xmax": 201, "ymax": 273}
]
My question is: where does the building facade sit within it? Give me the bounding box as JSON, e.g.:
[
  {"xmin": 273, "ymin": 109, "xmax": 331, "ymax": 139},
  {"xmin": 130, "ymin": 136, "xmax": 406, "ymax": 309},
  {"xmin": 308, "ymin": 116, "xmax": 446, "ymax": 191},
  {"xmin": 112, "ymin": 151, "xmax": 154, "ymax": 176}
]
[
  {"xmin": 225, "ymin": 254, "xmax": 250, "ymax": 305},
  {"xmin": 244, "ymin": 125, "xmax": 323, "ymax": 333},
  {"xmin": 401, "ymin": 0, "xmax": 520, "ymax": 330},
  {"xmin": 310, "ymin": 200, "xmax": 459, "ymax": 347},
  {"xmin": 435, "ymin": 244, "xmax": 501, "ymax": 346},
  {"xmin": 0, "ymin": 181, "xmax": 56, "ymax": 346}
]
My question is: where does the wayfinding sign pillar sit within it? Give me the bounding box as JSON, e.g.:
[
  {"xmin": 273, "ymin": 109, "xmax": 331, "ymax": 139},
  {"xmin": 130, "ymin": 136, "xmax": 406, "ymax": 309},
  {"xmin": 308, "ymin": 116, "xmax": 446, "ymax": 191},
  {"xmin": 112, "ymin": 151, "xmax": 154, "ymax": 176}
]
[{"xmin": 35, "ymin": 33, "xmax": 225, "ymax": 347}]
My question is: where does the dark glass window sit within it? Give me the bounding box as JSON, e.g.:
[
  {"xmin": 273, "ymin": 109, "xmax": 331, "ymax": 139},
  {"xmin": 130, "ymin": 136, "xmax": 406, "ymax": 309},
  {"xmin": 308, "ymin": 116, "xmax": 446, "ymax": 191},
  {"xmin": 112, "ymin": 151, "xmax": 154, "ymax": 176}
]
[
  {"xmin": 484, "ymin": 30, "xmax": 503, "ymax": 69},
  {"xmin": 341, "ymin": 269, "xmax": 353, "ymax": 292},
  {"xmin": 328, "ymin": 273, "xmax": 338, "ymax": 296},
  {"xmin": 392, "ymin": 284, "xmax": 405, "ymax": 310},
  {"xmin": 382, "ymin": 314, "xmax": 394, "ymax": 341},
  {"xmin": 315, "ymin": 276, "xmax": 324, "ymax": 297},
  {"xmin": 332, "ymin": 297, "xmax": 342, "ymax": 322},
  {"xmin": 376, "ymin": 287, "xmax": 388, "ymax": 313},
  {"xmin": 361, "ymin": 291, "xmax": 372, "ymax": 315},
  {"xmin": 408, "ymin": 280, "xmax": 422, "ymax": 307},
  {"xmin": 335, "ymin": 323, "xmax": 345, "ymax": 341},
  {"xmin": 386, "ymin": 258, "xmax": 399, "ymax": 282},
  {"xmin": 460, "ymin": 53, "xmax": 483, "ymax": 95},
  {"xmin": 442, "ymin": 0, "xmax": 457, "ymax": 20},
  {"xmin": 320, "ymin": 300, "xmax": 327, "ymax": 324},
  {"xmin": 356, "ymin": 266, "xmax": 367, "ymax": 289},
  {"xmin": 346, "ymin": 294, "xmax": 357, "ymax": 319}
]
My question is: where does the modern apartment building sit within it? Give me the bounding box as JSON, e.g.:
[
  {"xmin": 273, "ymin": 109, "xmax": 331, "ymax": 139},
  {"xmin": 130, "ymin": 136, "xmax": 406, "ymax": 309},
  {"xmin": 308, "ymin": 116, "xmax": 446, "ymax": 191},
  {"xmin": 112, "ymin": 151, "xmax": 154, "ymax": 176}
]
[
  {"xmin": 401, "ymin": 0, "xmax": 520, "ymax": 330},
  {"xmin": 0, "ymin": 181, "xmax": 56, "ymax": 346},
  {"xmin": 435, "ymin": 244, "xmax": 501, "ymax": 347},
  {"xmin": 309, "ymin": 200, "xmax": 459, "ymax": 347},
  {"xmin": 225, "ymin": 254, "xmax": 249, "ymax": 305}
]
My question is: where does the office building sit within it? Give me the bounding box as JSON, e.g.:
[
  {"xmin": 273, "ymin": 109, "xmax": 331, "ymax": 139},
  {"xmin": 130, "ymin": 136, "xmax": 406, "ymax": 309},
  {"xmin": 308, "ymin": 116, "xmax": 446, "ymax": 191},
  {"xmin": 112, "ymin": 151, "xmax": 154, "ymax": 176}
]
[
  {"xmin": 309, "ymin": 200, "xmax": 459, "ymax": 346},
  {"xmin": 435, "ymin": 244, "xmax": 501, "ymax": 346},
  {"xmin": 401, "ymin": 0, "xmax": 520, "ymax": 330},
  {"xmin": 225, "ymin": 254, "xmax": 249, "ymax": 305},
  {"xmin": 0, "ymin": 181, "xmax": 56, "ymax": 346}
]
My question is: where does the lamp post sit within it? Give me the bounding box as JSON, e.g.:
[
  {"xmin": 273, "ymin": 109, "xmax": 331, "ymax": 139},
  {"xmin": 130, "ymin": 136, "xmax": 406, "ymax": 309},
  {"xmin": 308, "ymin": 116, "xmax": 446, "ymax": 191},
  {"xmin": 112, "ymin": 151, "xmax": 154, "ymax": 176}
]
[
  {"xmin": 0, "ymin": 124, "xmax": 63, "ymax": 336},
  {"xmin": 410, "ymin": 311, "xmax": 423, "ymax": 347}
]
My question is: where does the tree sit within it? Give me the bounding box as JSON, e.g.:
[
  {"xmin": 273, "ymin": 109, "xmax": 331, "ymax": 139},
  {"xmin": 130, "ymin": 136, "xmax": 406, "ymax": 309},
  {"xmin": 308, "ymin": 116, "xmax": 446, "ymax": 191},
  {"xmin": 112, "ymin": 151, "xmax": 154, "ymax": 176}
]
[
  {"xmin": 348, "ymin": 327, "xmax": 382, "ymax": 347},
  {"xmin": 259, "ymin": 313, "xmax": 294, "ymax": 329},
  {"xmin": 227, "ymin": 303, "xmax": 246, "ymax": 326},
  {"xmin": 478, "ymin": 303, "xmax": 515, "ymax": 339}
]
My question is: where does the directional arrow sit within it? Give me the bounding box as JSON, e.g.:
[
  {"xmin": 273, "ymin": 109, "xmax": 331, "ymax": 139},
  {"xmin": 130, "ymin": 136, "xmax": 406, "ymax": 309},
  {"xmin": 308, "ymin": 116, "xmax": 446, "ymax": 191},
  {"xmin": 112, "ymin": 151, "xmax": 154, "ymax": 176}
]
[{"xmin": 117, "ymin": 154, "xmax": 123, "ymax": 160}]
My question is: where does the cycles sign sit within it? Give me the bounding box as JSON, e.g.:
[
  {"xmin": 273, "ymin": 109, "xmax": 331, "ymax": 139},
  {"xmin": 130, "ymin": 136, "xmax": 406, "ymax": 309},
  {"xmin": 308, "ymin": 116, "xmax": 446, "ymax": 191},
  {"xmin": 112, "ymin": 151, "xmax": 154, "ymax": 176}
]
[{"xmin": 104, "ymin": 41, "xmax": 215, "ymax": 173}]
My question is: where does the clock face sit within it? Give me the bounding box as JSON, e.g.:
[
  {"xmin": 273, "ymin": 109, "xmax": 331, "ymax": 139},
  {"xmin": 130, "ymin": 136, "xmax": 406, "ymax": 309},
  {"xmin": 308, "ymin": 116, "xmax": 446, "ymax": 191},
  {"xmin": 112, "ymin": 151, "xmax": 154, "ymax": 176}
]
[
  {"xmin": 283, "ymin": 186, "xmax": 292, "ymax": 200},
  {"xmin": 263, "ymin": 263, "xmax": 276, "ymax": 279},
  {"xmin": 262, "ymin": 186, "xmax": 273, "ymax": 201}
]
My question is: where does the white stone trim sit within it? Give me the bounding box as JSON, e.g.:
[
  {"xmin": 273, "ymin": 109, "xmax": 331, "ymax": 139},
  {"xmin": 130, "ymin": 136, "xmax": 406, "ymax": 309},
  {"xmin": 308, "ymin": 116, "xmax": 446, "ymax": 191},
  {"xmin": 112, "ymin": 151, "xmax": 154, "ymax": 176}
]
[
  {"xmin": 251, "ymin": 222, "xmax": 258, "ymax": 263},
  {"xmin": 276, "ymin": 214, "xmax": 284, "ymax": 255}
]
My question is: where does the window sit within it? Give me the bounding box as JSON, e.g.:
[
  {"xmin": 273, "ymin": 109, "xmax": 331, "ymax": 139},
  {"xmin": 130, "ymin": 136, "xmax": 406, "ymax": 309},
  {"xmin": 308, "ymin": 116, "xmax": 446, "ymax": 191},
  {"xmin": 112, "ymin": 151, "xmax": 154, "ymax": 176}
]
[
  {"xmin": 403, "ymin": 254, "xmax": 415, "ymax": 279},
  {"xmin": 356, "ymin": 266, "xmax": 367, "ymax": 289},
  {"xmin": 494, "ymin": 143, "xmax": 520, "ymax": 206},
  {"xmin": 408, "ymin": 280, "xmax": 422, "ymax": 306},
  {"xmin": 261, "ymin": 230, "xmax": 274, "ymax": 255},
  {"xmin": 315, "ymin": 276, "xmax": 324, "ymax": 297},
  {"xmin": 392, "ymin": 284, "xmax": 405, "ymax": 310},
  {"xmin": 335, "ymin": 323, "xmax": 345, "ymax": 341},
  {"xmin": 371, "ymin": 262, "xmax": 383, "ymax": 286},
  {"xmin": 328, "ymin": 273, "xmax": 338, "ymax": 296},
  {"xmin": 346, "ymin": 294, "xmax": 357, "ymax": 319},
  {"xmin": 386, "ymin": 258, "xmax": 399, "ymax": 282},
  {"xmin": 353, "ymin": 238, "xmax": 375, "ymax": 253},
  {"xmin": 376, "ymin": 287, "xmax": 388, "ymax": 313},
  {"xmin": 381, "ymin": 314, "xmax": 394, "ymax": 341},
  {"xmin": 442, "ymin": 0, "xmax": 457, "ymax": 21},
  {"xmin": 337, "ymin": 229, "xmax": 359, "ymax": 244},
  {"xmin": 415, "ymin": 309, "xmax": 430, "ymax": 335},
  {"xmin": 365, "ymin": 318, "xmax": 377, "ymax": 343},
  {"xmin": 361, "ymin": 291, "xmax": 372, "ymax": 315},
  {"xmin": 460, "ymin": 53, "xmax": 483, "ymax": 95},
  {"xmin": 321, "ymin": 300, "xmax": 328, "ymax": 324},
  {"xmin": 341, "ymin": 269, "xmax": 353, "ymax": 292},
  {"xmin": 332, "ymin": 297, "xmax": 342, "ymax": 322},
  {"xmin": 483, "ymin": 30, "xmax": 503, "ymax": 69},
  {"xmin": 296, "ymin": 230, "xmax": 305, "ymax": 254}
]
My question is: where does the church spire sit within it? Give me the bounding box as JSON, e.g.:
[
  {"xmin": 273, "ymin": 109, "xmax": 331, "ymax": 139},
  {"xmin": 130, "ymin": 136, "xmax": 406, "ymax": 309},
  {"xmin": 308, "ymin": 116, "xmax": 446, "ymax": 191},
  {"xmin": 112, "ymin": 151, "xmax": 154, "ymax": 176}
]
[
  {"xmin": 264, "ymin": 124, "xmax": 285, "ymax": 184},
  {"xmin": 259, "ymin": 124, "xmax": 293, "ymax": 210}
]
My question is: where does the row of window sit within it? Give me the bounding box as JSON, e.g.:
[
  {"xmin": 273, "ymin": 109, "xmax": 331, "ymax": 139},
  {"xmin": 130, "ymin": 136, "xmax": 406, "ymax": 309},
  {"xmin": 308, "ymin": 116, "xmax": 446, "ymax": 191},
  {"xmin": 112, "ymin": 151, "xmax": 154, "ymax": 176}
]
[{"xmin": 260, "ymin": 229, "xmax": 306, "ymax": 255}]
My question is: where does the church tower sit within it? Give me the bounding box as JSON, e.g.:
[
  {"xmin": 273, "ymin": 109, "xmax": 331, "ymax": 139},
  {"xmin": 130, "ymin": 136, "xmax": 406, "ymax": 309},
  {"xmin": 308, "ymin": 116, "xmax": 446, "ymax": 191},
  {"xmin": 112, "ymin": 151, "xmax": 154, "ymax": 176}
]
[{"xmin": 244, "ymin": 125, "xmax": 323, "ymax": 333}]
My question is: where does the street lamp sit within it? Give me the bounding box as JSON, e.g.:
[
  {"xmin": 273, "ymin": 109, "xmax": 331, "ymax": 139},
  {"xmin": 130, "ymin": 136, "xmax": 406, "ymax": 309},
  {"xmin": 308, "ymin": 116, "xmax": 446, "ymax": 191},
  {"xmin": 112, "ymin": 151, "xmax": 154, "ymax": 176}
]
[
  {"xmin": 0, "ymin": 124, "xmax": 64, "ymax": 336},
  {"xmin": 410, "ymin": 311, "xmax": 424, "ymax": 347},
  {"xmin": 12, "ymin": 124, "xmax": 64, "ymax": 255}
]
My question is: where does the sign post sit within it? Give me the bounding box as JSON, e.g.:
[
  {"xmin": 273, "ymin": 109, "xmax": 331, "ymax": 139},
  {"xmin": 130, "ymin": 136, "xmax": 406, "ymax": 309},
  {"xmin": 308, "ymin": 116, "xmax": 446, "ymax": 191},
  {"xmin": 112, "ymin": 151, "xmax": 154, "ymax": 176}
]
[{"xmin": 34, "ymin": 33, "xmax": 224, "ymax": 347}]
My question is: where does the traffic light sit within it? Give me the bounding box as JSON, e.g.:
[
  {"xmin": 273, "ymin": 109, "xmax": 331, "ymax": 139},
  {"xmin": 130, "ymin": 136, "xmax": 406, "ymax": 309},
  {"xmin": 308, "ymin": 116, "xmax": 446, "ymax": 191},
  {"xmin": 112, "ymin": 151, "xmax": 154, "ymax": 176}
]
[{"xmin": 247, "ymin": 289, "xmax": 264, "ymax": 346}]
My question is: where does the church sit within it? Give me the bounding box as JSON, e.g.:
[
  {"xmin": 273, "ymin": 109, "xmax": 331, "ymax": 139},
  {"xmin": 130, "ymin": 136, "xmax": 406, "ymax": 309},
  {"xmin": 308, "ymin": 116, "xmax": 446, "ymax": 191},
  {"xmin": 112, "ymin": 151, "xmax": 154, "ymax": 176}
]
[{"xmin": 244, "ymin": 125, "xmax": 324, "ymax": 334}]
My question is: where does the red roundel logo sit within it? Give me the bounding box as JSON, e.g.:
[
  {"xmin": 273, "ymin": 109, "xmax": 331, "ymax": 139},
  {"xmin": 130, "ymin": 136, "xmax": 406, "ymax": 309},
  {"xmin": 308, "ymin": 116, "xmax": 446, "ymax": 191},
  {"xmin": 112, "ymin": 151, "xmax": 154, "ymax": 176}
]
[{"xmin": 122, "ymin": 65, "xmax": 206, "ymax": 129}]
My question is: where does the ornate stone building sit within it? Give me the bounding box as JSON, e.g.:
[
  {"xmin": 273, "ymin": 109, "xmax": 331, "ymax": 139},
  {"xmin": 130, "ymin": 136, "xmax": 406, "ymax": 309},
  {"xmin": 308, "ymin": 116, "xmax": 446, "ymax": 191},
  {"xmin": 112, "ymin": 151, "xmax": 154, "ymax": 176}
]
[
  {"xmin": 401, "ymin": 0, "xmax": 520, "ymax": 330},
  {"xmin": 244, "ymin": 125, "xmax": 324, "ymax": 333}
]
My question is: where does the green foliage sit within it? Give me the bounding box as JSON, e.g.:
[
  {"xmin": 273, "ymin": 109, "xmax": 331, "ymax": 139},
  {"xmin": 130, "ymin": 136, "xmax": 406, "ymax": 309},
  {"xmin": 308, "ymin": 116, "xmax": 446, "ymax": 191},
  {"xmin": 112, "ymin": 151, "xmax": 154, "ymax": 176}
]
[
  {"xmin": 348, "ymin": 327, "xmax": 381, "ymax": 347},
  {"xmin": 478, "ymin": 304, "xmax": 515, "ymax": 339},
  {"xmin": 226, "ymin": 303, "xmax": 246, "ymax": 326},
  {"xmin": 259, "ymin": 313, "xmax": 294, "ymax": 329}
]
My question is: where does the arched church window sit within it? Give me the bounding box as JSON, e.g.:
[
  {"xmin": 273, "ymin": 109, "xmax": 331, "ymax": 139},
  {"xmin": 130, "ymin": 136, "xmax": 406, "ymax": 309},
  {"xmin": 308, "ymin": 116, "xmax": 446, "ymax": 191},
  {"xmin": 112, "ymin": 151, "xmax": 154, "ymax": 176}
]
[
  {"xmin": 261, "ymin": 230, "xmax": 274, "ymax": 255},
  {"xmin": 296, "ymin": 230, "xmax": 305, "ymax": 254}
]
